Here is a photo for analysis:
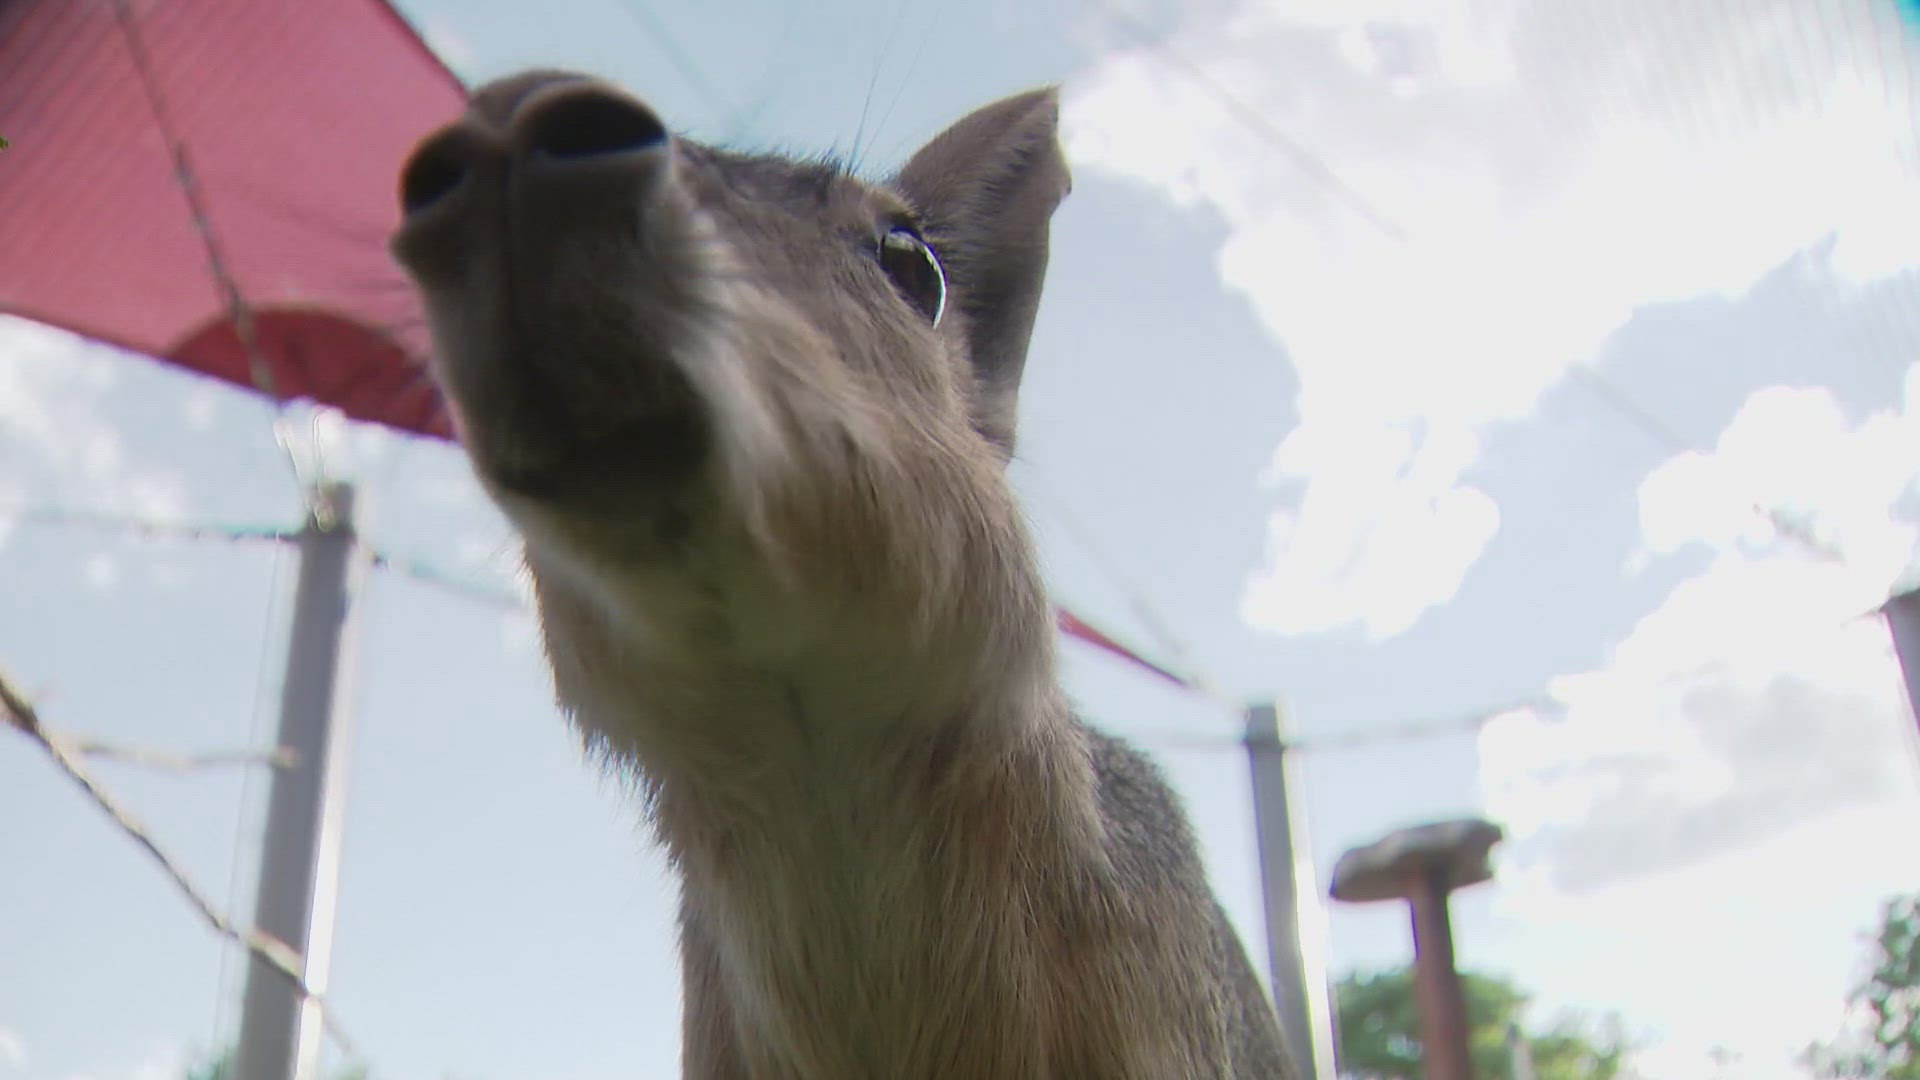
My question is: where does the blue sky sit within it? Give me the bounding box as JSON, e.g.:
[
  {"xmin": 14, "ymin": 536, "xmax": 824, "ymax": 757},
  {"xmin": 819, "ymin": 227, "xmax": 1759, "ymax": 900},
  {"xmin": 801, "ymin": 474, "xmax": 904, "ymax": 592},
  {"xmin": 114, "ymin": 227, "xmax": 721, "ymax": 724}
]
[{"xmin": 7, "ymin": 1, "xmax": 1920, "ymax": 1078}]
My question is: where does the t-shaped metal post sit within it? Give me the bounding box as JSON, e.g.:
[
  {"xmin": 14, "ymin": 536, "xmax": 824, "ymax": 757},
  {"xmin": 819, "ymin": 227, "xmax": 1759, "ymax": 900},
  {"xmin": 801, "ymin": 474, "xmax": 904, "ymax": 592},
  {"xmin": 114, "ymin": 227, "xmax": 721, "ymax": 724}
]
[{"xmin": 1330, "ymin": 818, "xmax": 1503, "ymax": 1080}]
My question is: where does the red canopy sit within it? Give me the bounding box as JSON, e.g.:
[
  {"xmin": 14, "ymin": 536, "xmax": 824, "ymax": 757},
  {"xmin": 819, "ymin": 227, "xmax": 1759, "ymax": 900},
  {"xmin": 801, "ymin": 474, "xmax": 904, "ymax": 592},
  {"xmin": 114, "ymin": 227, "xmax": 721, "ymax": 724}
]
[
  {"xmin": 0, "ymin": 0, "xmax": 460, "ymax": 437},
  {"xmin": 0, "ymin": 0, "xmax": 1195, "ymax": 693}
]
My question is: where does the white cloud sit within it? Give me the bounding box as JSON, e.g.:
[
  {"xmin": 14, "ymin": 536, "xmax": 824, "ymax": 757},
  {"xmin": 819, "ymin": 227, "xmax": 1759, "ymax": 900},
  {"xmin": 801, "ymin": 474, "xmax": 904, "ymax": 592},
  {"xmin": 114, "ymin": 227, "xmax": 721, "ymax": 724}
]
[
  {"xmin": 1477, "ymin": 562, "xmax": 1918, "ymax": 1075},
  {"xmin": 1611, "ymin": 364, "xmax": 1920, "ymax": 693},
  {"xmin": 1467, "ymin": 351, "xmax": 1920, "ymax": 1076},
  {"xmin": 0, "ymin": 317, "xmax": 193, "ymax": 546},
  {"xmin": 0, "ymin": 1028, "xmax": 25, "ymax": 1071},
  {"xmin": 1481, "ymin": 617, "xmax": 1916, "ymax": 891},
  {"xmin": 1637, "ymin": 371, "xmax": 1920, "ymax": 577},
  {"xmin": 1066, "ymin": 0, "xmax": 1920, "ymax": 638},
  {"xmin": 1478, "ymin": 356, "xmax": 1920, "ymax": 888},
  {"xmin": 1477, "ymin": 797, "xmax": 1920, "ymax": 1080},
  {"xmin": 1241, "ymin": 421, "xmax": 1499, "ymax": 637}
]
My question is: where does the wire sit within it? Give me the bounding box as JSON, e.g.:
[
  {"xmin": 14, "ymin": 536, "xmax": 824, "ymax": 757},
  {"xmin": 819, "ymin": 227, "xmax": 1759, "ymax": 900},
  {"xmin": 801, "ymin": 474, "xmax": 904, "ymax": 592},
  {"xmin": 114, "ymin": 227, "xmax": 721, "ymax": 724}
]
[
  {"xmin": 607, "ymin": 0, "xmax": 739, "ymax": 128},
  {"xmin": 847, "ymin": 0, "xmax": 913, "ymax": 175},
  {"xmin": 212, "ymin": 534, "xmax": 293, "ymax": 1054},
  {"xmin": 2, "ymin": 504, "xmax": 293, "ymax": 546},
  {"xmin": 1127, "ymin": 693, "xmax": 1551, "ymax": 754},
  {"xmin": 863, "ymin": 2, "xmax": 941, "ymax": 170},
  {"xmin": 1292, "ymin": 694, "xmax": 1557, "ymax": 754},
  {"xmin": 2, "ymin": 501, "xmax": 367, "ymax": 1060},
  {"xmin": 1564, "ymin": 367, "xmax": 1850, "ymax": 563},
  {"xmin": 366, "ymin": 548, "xmax": 526, "ymax": 611},
  {"xmin": 1082, "ymin": 0, "xmax": 1406, "ymax": 240},
  {"xmin": 1023, "ymin": 465, "xmax": 1224, "ymax": 695},
  {"xmin": 107, "ymin": 0, "xmax": 309, "ymax": 501},
  {"xmin": 1128, "ymin": 592, "xmax": 1900, "ymax": 756},
  {"xmin": 0, "ymin": 668, "xmax": 363, "ymax": 1062},
  {"xmin": 1562, "ymin": 367, "xmax": 1690, "ymax": 455},
  {"xmin": 70, "ymin": 736, "xmax": 292, "ymax": 772}
]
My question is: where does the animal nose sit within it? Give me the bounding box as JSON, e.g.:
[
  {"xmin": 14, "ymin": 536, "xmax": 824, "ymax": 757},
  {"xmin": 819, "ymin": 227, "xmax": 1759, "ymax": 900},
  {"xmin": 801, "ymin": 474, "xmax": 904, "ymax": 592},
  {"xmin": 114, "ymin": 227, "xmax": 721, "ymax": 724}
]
[
  {"xmin": 397, "ymin": 78, "xmax": 670, "ymax": 218},
  {"xmin": 519, "ymin": 85, "xmax": 668, "ymax": 161},
  {"xmin": 399, "ymin": 128, "xmax": 477, "ymax": 216}
]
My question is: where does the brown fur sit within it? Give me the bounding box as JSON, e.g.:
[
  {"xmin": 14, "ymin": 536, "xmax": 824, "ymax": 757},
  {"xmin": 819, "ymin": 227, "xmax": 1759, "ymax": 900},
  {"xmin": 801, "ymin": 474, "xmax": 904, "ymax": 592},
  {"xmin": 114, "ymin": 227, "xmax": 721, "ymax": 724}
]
[{"xmin": 392, "ymin": 70, "xmax": 1291, "ymax": 1078}]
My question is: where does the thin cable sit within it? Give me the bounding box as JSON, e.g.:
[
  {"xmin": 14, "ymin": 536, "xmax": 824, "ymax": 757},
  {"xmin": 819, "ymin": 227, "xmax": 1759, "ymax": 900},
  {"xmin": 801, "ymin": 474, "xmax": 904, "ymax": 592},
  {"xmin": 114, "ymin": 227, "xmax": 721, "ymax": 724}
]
[
  {"xmin": 367, "ymin": 548, "xmax": 526, "ymax": 611},
  {"xmin": 0, "ymin": 668, "xmax": 362, "ymax": 1061},
  {"xmin": 109, "ymin": 0, "xmax": 264, "ymax": 398},
  {"xmin": 1084, "ymin": 0, "xmax": 1405, "ymax": 240},
  {"xmin": 864, "ymin": 3, "xmax": 942, "ymax": 170},
  {"xmin": 211, "ymin": 536, "xmax": 292, "ymax": 1053},
  {"xmin": 107, "ymin": 0, "xmax": 307, "ymax": 498},
  {"xmin": 1127, "ymin": 693, "xmax": 1551, "ymax": 753},
  {"xmin": 3, "ymin": 504, "xmax": 293, "ymax": 546},
  {"xmin": 370, "ymin": 537, "xmax": 1242, "ymax": 728},
  {"xmin": 607, "ymin": 0, "xmax": 739, "ymax": 126},
  {"xmin": 70, "ymin": 736, "xmax": 292, "ymax": 772},
  {"xmin": 477, "ymin": 528, "xmax": 526, "ymax": 582},
  {"xmin": 1563, "ymin": 366, "xmax": 1690, "ymax": 453},
  {"xmin": 1565, "ymin": 367, "xmax": 1849, "ymax": 563},
  {"xmin": 1024, "ymin": 467, "xmax": 1221, "ymax": 693},
  {"xmin": 1128, "ymin": 598, "xmax": 1897, "ymax": 754},
  {"xmin": 847, "ymin": 0, "xmax": 914, "ymax": 175}
]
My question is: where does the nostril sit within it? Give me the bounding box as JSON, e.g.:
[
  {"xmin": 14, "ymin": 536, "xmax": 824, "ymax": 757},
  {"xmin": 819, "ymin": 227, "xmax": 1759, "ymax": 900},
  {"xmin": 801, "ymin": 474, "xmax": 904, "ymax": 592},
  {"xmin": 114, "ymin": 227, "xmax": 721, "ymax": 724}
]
[
  {"xmin": 401, "ymin": 138, "xmax": 470, "ymax": 215},
  {"xmin": 526, "ymin": 92, "xmax": 667, "ymax": 160}
]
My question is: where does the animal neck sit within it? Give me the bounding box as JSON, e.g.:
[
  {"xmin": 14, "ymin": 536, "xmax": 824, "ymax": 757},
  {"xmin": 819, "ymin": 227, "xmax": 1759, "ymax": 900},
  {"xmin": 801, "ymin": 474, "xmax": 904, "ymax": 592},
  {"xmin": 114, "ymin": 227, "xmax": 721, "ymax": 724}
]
[
  {"xmin": 527, "ymin": 533, "xmax": 1116, "ymax": 1073},
  {"xmin": 656, "ymin": 688, "xmax": 1108, "ymax": 1078}
]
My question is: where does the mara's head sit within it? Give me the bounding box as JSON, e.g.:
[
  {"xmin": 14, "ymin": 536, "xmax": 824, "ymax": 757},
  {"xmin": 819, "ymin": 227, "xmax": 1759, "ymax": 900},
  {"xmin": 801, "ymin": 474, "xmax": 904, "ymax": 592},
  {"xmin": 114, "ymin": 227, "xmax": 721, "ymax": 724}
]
[{"xmin": 391, "ymin": 72, "xmax": 1071, "ymax": 597}]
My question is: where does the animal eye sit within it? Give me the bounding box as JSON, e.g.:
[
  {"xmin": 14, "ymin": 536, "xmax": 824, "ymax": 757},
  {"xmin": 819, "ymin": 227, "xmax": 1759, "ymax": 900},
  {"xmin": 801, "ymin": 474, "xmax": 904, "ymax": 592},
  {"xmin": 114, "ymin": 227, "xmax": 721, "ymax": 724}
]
[{"xmin": 877, "ymin": 227, "xmax": 947, "ymax": 327}]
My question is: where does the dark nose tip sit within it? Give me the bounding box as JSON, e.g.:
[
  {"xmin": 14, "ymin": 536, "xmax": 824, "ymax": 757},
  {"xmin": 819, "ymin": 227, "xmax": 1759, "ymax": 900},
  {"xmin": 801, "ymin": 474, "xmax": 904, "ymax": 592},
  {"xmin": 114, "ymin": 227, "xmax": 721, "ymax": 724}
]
[
  {"xmin": 399, "ymin": 129, "xmax": 476, "ymax": 216},
  {"xmin": 397, "ymin": 79, "xmax": 671, "ymax": 219},
  {"xmin": 520, "ymin": 87, "xmax": 668, "ymax": 161}
]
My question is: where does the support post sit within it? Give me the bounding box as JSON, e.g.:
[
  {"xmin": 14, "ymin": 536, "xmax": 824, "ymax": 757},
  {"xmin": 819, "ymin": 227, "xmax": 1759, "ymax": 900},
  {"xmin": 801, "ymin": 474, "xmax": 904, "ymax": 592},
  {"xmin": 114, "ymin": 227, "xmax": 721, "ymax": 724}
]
[
  {"xmin": 234, "ymin": 483, "xmax": 365, "ymax": 1080},
  {"xmin": 1330, "ymin": 819, "xmax": 1502, "ymax": 1080},
  {"xmin": 1405, "ymin": 866, "xmax": 1473, "ymax": 1080},
  {"xmin": 1246, "ymin": 702, "xmax": 1336, "ymax": 1079},
  {"xmin": 1884, "ymin": 589, "xmax": 1920, "ymax": 743},
  {"xmin": 1507, "ymin": 1022, "xmax": 1538, "ymax": 1080}
]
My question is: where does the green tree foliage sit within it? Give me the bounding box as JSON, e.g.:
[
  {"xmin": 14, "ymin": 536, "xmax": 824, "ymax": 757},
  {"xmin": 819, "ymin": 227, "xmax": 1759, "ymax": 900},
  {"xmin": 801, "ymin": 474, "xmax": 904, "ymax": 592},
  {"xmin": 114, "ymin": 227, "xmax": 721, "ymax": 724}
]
[
  {"xmin": 1336, "ymin": 966, "xmax": 1629, "ymax": 1080},
  {"xmin": 1803, "ymin": 893, "xmax": 1920, "ymax": 1079}
]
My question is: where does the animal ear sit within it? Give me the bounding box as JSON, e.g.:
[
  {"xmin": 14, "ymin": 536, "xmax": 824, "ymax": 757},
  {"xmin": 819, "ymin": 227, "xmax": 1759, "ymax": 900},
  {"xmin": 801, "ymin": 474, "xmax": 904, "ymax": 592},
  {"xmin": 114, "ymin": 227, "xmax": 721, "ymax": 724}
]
[{"xmin": 893, "ymin": 87, "xmax": 1071, "ymax": 455}]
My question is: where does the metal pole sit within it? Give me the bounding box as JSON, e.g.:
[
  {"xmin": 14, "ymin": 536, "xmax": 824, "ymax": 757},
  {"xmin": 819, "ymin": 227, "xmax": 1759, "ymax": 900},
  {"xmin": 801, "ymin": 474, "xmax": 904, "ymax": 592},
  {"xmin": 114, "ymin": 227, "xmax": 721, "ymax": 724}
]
[
  {"xmin": 1884, "ymin": 589, "xmax": 1920, "ymax": 741},
  {"xmin": 1246, "ymin": 702, "xmax": 1336, "ymax": 1079},
  {"xmin": 1405, "ymin": 866, "xmax": 1474, "ymax": 1080},
  {"xmin": 235, "ymin": 483, "xmax": 365, "ymax": 1080},
  {"xmin": 1507, "ymin": 1023, "xmax": 1537, "ymax": 1080}
]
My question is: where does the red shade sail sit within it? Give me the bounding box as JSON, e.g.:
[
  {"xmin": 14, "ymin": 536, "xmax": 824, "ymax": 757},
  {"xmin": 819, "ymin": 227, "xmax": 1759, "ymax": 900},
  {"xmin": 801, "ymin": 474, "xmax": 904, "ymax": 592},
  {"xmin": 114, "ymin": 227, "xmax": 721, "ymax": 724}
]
[
  {"xmin": 0, "ymin": 0, "xmax": 1195, "ymax": 693},
  {"xmin": 0, "ymin": 0, "xmax": 461, "ymax": 437}
]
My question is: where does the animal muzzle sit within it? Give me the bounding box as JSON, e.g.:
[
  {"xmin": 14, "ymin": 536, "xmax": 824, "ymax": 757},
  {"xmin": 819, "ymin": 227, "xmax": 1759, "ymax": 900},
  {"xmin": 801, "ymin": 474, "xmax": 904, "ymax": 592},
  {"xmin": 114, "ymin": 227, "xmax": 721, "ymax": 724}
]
[{"xmin": 391, "ymin": 72, "xmax": 712, "ymax": 500}]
